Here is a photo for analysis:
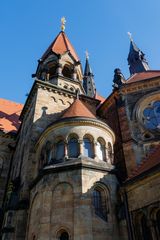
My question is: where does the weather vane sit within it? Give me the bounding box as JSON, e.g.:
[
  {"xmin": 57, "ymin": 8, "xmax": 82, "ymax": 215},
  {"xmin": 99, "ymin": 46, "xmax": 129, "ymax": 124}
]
[
  {"xmin": 61, "ymin": 17, "xmax": 66, "ymax": 31},
  {"xmin": 127, "ymin": 32, "xmax": 133, "ymax": 41},
  {"xmin": 85, "ymin": 50, "xmax": 89, "ymax": 59}
]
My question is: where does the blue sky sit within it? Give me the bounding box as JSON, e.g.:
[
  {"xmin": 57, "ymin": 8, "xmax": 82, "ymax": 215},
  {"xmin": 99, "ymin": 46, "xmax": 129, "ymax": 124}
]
[{"xmin": 1, "ymin": 0, "xmax": 160, "ymax": 103}]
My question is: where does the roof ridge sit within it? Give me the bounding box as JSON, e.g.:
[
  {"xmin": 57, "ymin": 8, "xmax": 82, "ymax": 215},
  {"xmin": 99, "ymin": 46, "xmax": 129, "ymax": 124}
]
[{"xmin": 61, "ymin": 31, "xmax": 69, "ymax": 52}]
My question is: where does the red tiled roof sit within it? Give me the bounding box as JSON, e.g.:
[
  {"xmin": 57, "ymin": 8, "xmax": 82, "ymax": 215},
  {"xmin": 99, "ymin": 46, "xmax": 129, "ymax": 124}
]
[
  {"xmin": 62, "ymin": 99, "xmax": 96, "ymax": 119},
  {"xmin": 0, "ymin": 98, "xmax": 23, "ymax": 133},
  {"xmin": 127, "ymin": 70, "xmax": 160, "ymax": 84},
  {"xmin": 127, "ymin": 145, "xmax": 160, "ymax": 180},
  {"xmin": 42, "ymin": 31, "xmax": 79, "ymax": 62},
  {"xmin": 96, "ymin": 93, "xmax": 105, "ymax": 103}
]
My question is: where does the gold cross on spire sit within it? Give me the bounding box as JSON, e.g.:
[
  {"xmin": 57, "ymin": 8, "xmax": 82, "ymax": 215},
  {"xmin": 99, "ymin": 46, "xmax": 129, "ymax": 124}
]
[
  {"xmin": 61, "ymin": 17, "xmax": 66, "ymax": 31},
  {"xmin": 127, "ymin": 32, "xmax": 133, "ymax": 41},
  {"xmin": 85, "ymin": 50, "xmax": 89, "ymax": 59}
]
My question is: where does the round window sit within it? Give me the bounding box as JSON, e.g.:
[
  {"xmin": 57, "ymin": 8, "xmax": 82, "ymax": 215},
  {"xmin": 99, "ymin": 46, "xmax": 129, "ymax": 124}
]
[{"xmin": 143, "ymin": 101, "xmax": 160, "ymax": 130}]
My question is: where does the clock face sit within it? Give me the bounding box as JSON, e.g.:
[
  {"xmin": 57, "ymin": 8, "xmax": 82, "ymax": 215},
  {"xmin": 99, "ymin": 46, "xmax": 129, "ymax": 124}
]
[{"xmin": 143, "ymin": 101, "xmax": 160, "ymax": 130}]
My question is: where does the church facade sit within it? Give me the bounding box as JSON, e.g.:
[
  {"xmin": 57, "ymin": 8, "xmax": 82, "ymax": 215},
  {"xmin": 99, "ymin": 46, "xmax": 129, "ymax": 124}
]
[{"xmin": 0, "ymin": 21, "xmax": 160, "ymax": 240}]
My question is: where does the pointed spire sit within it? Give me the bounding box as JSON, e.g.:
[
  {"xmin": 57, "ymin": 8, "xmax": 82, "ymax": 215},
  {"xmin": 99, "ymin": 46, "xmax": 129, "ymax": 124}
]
[
  {"xmin": 42, "ymin": 31, "xmax": 79, "ymax": 62},
  {"xmin": 83, "ymin": 51, "xmax": 96, "ymax": 98},
  {"xmin": 127, "ymin": 33, "xmax": 150, "ymax": 75}
]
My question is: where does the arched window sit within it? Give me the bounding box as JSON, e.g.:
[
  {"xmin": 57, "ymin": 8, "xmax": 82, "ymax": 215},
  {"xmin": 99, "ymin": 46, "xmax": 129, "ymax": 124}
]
[
  {"xmin": 62, "ymin": 65, "xmax": 72, "ymax": 78},
  {"xmin": 59, "ymin": 231, "xmax": 69, "ymax": 240},
  {"xmin": 68, "ymin": 137, "xmax": 79, "ymax": 158},
  {"xmin": 83, "ymin": 137, "xmax": 93, "ymax": 158},
  {"xmin": 56, "ymin": 140, "xmax": 65, "ymax": 160},
  {"xmin": 49, "ymin": 65, "xmax": 57, "ymax": 79},
  {"xmin": 93, "ymin": 186, "xmax": 109, "ymax": 221},
  {"xmin": 156, "ymin": 210, "xmax": 160, "ymax": 237},
  {"xmin": 141, "ymin": 215, "xmax": 152, "ymax": 240},
  {"xmin": 97, "ymin": 139, "xmax": 106, "ymax": 161}
]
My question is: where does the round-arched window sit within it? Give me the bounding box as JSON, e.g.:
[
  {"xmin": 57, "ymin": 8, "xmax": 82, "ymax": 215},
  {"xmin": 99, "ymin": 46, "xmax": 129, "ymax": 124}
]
[
  {"xmin": 68, "ymin": 137, "xmax": 79, "ymax": 158},
  {"xmin": 143, "ymin": 101, "xmax": 160, "ymax": 130},
  {"xmin": 97, "ymin": 139, "xmax": 106, "ymax": 161},
  {"xmin": 58, "ymin": 231, "xmax": 69, "ymax": 240},
  {"xmin": 62, "ymin": 65, "xmax": 72, "ymax": 78},
  {"xmin": 83, "ymin": 137, "xmax": 93, "ymax": 158},
  {"xmin": 93, "ymin": 186, "xmax": 109, "ymax": 221},
  {"xmin": 56, "ymin": 140, "xmax": 65, "ymax": 160}
]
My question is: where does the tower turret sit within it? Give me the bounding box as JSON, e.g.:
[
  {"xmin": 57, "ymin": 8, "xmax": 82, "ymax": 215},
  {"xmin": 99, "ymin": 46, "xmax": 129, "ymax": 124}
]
[
  {"xmin": 83, "ymin": 51, "xmax": 96, "ymax": 97},
  {"xmin": 33, "ymin": 18, "xmax": 85, "ymax": 94},
  {"xmin": 127, "ymin": 32, "xmax": 150, "ymax": 75}
]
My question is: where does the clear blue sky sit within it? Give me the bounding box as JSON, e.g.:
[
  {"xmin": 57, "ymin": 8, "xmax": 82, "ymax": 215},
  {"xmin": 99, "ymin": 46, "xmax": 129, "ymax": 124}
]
[{"xmin": 1, "ymin": 0, "xmax": 160, "ymax": 103}]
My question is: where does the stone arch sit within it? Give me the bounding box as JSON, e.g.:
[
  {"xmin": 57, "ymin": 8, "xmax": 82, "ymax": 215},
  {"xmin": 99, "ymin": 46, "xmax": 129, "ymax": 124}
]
[
  {"xmin": 56, "ymin": 227, "xmax": 71, "ymax": 240},
  {"xmin": 90, "ymin": 181, "xmax": 113, "ymax": 227},
  {"xmin": 67, "ymin": 133, "xmax": 79, "ymax": 142},
  {"xmin": 27, "ymin": 192, "xmax": 42, "ymax": 240},
  {"xmin": 51, "ymin": 182, "xmax": 74, "ymax": 239},
  {"xmin": 62, "ymin": 64, "xmax": 72, "ymax": 78},
  {"xmin": 150, "ymin": 207, "xmax": 160, "ymax": 239},
  {"xmin": 134, "ymin": 211, "xmax": 153, "ymax": 240}
]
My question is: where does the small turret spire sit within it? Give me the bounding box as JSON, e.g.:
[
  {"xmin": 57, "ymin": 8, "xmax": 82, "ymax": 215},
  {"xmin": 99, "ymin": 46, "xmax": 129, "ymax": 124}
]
[
  {"xmin": 83, "ymin": 51, "xmax": 96, "ymax": 98},
  {"xmin": 127, "ymin": 33, "xmax": 150, "ymax": 75},
  {"xmin": 127, "ymin": 32, "xmax": 133, "ymax": 42}
]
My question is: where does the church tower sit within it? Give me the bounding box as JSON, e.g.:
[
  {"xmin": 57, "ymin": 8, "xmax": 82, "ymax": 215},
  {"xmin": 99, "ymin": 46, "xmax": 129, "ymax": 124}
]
[
  {"xmin": 127, "ymin": 33, "xmax": 150, "ymax": 75},
  {"xmin": 1, "ymin": 19, "xmax": 123, "ymax": 240}
]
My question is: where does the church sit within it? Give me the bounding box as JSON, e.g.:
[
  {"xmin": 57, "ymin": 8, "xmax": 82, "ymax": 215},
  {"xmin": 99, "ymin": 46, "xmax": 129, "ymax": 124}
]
[{"xmin": 0, "ymin": 18, "xmax": 160, "ymax": 240}]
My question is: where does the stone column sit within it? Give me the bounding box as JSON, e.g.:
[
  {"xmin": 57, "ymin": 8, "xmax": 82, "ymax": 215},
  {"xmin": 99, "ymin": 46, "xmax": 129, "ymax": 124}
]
[
  {"xmin": 78, "ymin": 139, "xmax": 83, "ymax": 157},
  {"xmin": 56, "ymin": 63, "xmax": 63, "ymax": 76},
  {"xmin": 72, "ymin": 66, "xmax": 77, "ymax": 80},
  {"xmin": 94, "ymin": 141, "xmax": 97, "ymax": 159},
  {"xmin": 64, "ymin": 141, "xmax": 68, "ymax": 160}
]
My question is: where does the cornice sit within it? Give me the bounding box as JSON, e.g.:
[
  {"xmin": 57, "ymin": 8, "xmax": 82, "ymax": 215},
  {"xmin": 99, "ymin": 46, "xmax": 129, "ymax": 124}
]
[
  {"xmin": 121, "ymin": 77, "xmax": 160, "ymax": 95},
  {"xmin": 35, "ymin": 117, "xmax": 115, "ymax": 150},
  {"xmin": 30, "ymin": 159, "xmax": 115, "ymax": 190},
  {"xmin": 20, "ymin": 79, "xmax": 100, "ymax": 121}
]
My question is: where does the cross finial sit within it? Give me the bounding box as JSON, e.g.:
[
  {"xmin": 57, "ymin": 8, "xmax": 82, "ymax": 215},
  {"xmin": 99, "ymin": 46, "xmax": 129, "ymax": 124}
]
[
  {"xmin": 61, "ymin": 17, "xmax": 66, "ymax": 31},
  {"xmin": 127, "ymin": 32, "xmax": 133, "ymax": 41},
  {"xmin": 85, "ymin": 50, "xmax": 89, "ymax": 59}
]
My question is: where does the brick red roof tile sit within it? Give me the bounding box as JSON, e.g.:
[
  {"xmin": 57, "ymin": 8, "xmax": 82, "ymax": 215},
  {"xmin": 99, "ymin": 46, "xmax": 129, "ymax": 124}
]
[
  {"xmin": 126, "ymin": 70, "xmax": 160, "ymax": 84},
  {"xmin": 62, "ymin": 99, "xmax": 96, "ymax": 119},
  {"xmin": 0, "ymin": 98, "xmax": 23, "ymax": 133},
  {"xmin": 42, "ymin": 31, "xmax": 79, "ymax": 62},
  {"xmin": 127, "ymin": 145, "xmax": 160, "ymax": 180},
  {"xmin": 95, "ymin": 93, "xmax": 105, "ymax": 103}
]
